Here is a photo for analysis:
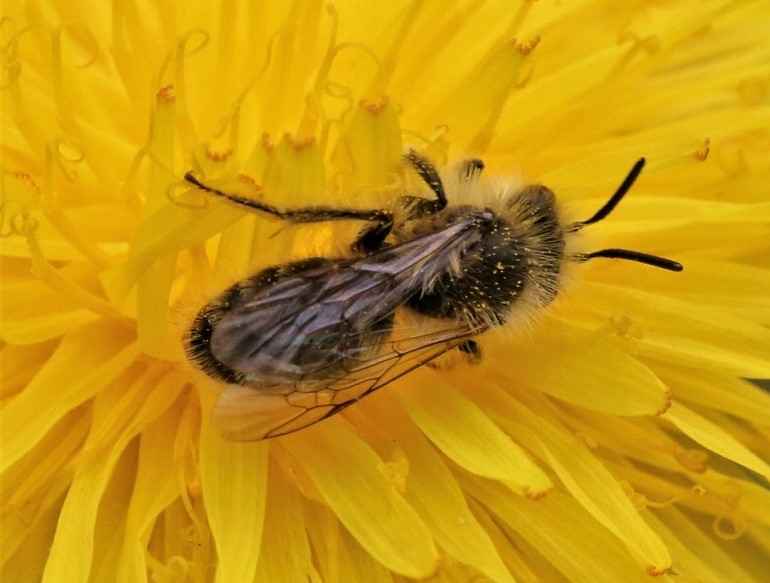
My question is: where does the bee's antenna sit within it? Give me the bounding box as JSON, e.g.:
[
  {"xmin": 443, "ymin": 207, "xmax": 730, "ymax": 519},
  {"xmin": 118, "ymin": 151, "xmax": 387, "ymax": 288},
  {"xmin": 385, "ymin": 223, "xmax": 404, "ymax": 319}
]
[
  {"xmin": 576, "ymin": 249, "xmax": 683, "ymax": 271},
  {"xmin": 568, "ymin": 158, "xmax": 683, "ymax": 272},
  {"xmin": 571, "ymin": 158, "xmax": 646, "ymax": 230}
]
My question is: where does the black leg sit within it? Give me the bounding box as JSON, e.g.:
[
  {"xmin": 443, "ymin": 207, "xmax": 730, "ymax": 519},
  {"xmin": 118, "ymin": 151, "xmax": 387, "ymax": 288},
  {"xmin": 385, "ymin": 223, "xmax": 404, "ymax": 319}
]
[
  {"xmin": 404, "ymin": 150, "xmax": 447, "ymax": 210},
  {"xmin": 185, "ymin": 172, "xmax": 392, "ymax": 226}
]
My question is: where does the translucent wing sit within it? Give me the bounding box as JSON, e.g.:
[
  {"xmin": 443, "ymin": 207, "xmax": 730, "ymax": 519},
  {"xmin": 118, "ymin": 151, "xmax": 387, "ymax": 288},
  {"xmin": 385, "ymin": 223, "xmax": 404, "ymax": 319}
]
[
  {"xmin": 213, "ymin": 319, "xmax": 478, "ymax": 440},
  {"xmin": 209, "ymin": 211, "xmax": 490, "ymax": 381},
  {"xmin": 208, "ymin": 211, "xmax": 494, "ymax": 440}
]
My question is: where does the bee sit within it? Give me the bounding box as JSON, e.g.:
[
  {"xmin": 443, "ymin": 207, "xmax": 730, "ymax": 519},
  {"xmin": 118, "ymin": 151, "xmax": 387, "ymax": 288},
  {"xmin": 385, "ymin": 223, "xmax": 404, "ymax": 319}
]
[{"xmin": 184, "ymin": 151, "xmax": 682, "ymax": 440}]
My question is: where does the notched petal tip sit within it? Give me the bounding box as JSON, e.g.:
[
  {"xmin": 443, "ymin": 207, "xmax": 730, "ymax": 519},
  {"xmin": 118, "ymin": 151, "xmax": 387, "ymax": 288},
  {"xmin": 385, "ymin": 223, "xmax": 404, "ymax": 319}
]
[
  {"xmin": 645, "ymin": 564, "xmax": 670, "ymax": 577},
  {"xmin": 206, "ymin": 147, "xmax": 233, "ymax": 162},
  {"xmin": 514, "ymin": 35, "xmax": 541, "ymax": 55},
  {"xmin": 694, "ymin": 138, "xmax": 711, "ymax": 162},
  {"xmin": 156, "ymin": 84, "xmax": 175, "ymax": 102},
  {"xmin": 655, "ymin": 387, "xmax": 672, "ymax": 416},
  {"xmin": 524, "ymin": 485, "xmax": 551, "ymax": 501},
  {"xmin": 360, "ymin": 95, "xmax": 390, "ymax": 114},
  {"xmin": 284, "ymin": 133, "xmax": 316, "ymax": 150}
]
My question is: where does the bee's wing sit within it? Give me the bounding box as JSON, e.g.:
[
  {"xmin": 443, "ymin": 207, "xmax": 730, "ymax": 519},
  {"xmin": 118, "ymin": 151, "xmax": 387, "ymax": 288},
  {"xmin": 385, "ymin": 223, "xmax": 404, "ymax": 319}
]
[
  {"xmin": 213, "ymin": 321, "xmax": 477, "ymax": 440},
  {"xmin": 210, "ymin": 213, "xmax": 488, "ymax": 381},
  {"xmin": 208, "ymin": 212, "xmax": 492, "ymax": 441}
]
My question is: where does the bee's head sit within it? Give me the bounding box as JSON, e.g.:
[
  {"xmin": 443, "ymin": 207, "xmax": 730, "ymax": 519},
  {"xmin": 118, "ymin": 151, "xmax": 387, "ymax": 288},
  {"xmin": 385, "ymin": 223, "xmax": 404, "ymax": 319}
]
[{"xmin": 504, "ymin": 183, "xmax": 560, "ymax": 231}]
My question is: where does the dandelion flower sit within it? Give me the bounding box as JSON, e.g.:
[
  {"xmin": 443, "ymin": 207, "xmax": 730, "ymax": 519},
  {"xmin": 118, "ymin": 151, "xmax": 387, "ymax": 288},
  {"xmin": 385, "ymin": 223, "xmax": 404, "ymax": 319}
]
[{"xmin": 2, "ymin": 1, "xmax": 770, "ymax": 582}]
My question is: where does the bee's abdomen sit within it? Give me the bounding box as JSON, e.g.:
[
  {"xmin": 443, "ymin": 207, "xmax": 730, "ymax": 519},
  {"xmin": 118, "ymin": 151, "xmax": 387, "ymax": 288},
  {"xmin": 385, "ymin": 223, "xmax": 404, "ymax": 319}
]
[{"xmin": 184, "ymin": 257, "xmax": 335, "ymax": 384}]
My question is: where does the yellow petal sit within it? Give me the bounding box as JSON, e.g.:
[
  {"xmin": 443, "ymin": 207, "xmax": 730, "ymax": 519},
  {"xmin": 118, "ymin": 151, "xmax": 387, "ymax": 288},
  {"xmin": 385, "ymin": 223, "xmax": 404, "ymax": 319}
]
[
  {"xmin": 254, "ymin": 460, "xmax": 320, "ymax": 583},
  {"xmin": 591, "ymin": 260, "xmax": 770, "ymax": 324},
  {"xmin": 534, "ymin": 428, "xmax": 670, "ymax": 573},
  {"xmin": 645, "ymin": 508, "xmax": 757, "ymax": 583},
  {"xmin": 691, "ymin": 469, "xmax": 770, "ymax": 533},
  {"xmin": 739, "ymin": 481, "xmax": 770, "ymax": 530},
  {"xmin": 399, "ymin": 368, "xmax": 553, "ymax": 498},
  {"xmin": 262, "ymin": 135, "xmax": 325, "ymax": 205},
  {"xmin": 551, "ymin": 409, "xmax": 696, "ymax": 477},
  {"xmin": 278, "ymin": 417, "xmax": 438, "ymax": 578},
  {"xmin": 332, "ymin": 97, "xmax": 402, "ymax": 193},
  {"xmin": 42, "ymin": 367, "xmax": 186, "ymax": 581},
  {"xmin": 300, "ymin": 501, "xmax": 391, "ymax": 583},
  {"xmin": 100, "ymin": 197, "xmax": 242, "ymax": 304},
  {"xmin": 432, "ymin": 38, "xmax": 537, "ymax": 152},
  {"xmin": 463, "ymin": 476, "xmax": 663, "ymax": 583},
  {"xmin": 0, "ymin": 322, "xmax": 138, "ymax": 474},
  {"xmin": 116, "ymin": 408, "xmax": 186, "ymax": 582},
  {"xmin": 199, "ymin": 397, "xmax": 268, "ymax": 583},
  {"xmin": 0, "ymin": 342, "xmax": 56, "ymax": 399},
  {"xmin": 501, "ymin": 43, "xmax": 630, "ymax": 156},
  {"xmin": 334, "ymin": 527, "xmax": 395, "ymax": 583},
  {"xmin": 1, "ymin": 410, "xmax": 90, "ymax": 568},
  {"xmin": 592, "ymin": 200, "xmax": 770, "ymax": 262},
  {"xmin": 2, "ymin": 492, "xmax": 60, "ymax": 583},
  {"xmin": 658, "ymin": 363, "xmax": 770, "ymax": 430},
  {"xmin": 484, "ymin": 320, "xmax": 670, "ymax": 416},
  {"xmin": 565, "ymin": 282, "xmax": 770, "ymax": 377},
  {"xmin": 466, "ymin": 497, "xmax": 541, "ymax": 583},
  {"xmin": 666, "ymin": 402, "xmax": 770, "ymax": 481},
  {"xmin": 489, "ymin": 394, "xmax": 671, "ymax": 573},
  {"xmin": 348, "ymin": 391, "xmax": 515, "ymax": 583},
  {"xmin": 0, "ymin": 271, "xmax": 100, "ymax": 344},
  {"xmin": 3, "ymin": 1, "xmax": 770, "ymax": 581}
]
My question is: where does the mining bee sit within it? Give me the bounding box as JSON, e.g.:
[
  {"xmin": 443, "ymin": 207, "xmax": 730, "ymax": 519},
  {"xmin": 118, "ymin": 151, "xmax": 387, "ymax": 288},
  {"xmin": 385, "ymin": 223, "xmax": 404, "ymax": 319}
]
[{"xmin": 184, "ymin": 151, "xmax": 682, "ymax": 440}]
